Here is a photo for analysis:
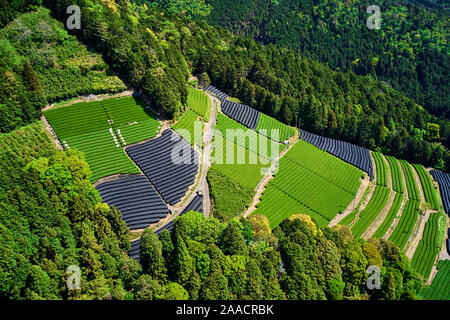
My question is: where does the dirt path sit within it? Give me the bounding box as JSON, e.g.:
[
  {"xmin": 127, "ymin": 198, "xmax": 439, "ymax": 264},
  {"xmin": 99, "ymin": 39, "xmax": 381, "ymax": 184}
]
[
  {"xmin": 130, "ymin": 90, "xmax": 217, "ymax": 234},
  {"xmin": 42, "ymin": 90, "xmax": 134, "ymax": 112},
  {"xmin": 362, "ymin": 189, "xmax": 397, "ymax": 239},
  {"xmin": 168, "ymin": 93, "xmax": 217, "ymax": 215},
  {"xmin": 328, "ymin": 175, "xmax": 370, "ymax": 227},
  {"xmin": 242, "ymin": 136, "xmax": 299, "ymax": 219},
  {"xmin": 358, "ymin": 153, "xmax": 378, "ymax": 214},
  {"xmin": 94, "ymin": 173, "xmax": 142, "ymax": 188},
  {"xmin": 42, "ymin": 115, "xmax": 64, "ymax": 150},
  {"xmin": 242, "ymin": 170, "xmax": 275, "ymax": 219},
  {"xmin": 331, "ymin": 153, "xmax": 378, "ymax": 228},
  {"xmin": 199, "ymin": 94, "xmax": 217, "ymax": 217},
  {"xmin": 361, "ymin": 154, "xmax": 404, "ymax": 239},
  {"xmin": 405, "ymin": 210, "xmax": 433, "ymax": 259}
]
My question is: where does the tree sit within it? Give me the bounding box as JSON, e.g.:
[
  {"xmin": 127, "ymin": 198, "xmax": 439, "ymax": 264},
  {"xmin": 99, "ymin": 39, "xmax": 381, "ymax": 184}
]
[
  {"xmin": 133, "ymin": 275, "xmax": 166, "ymax": 300},
  {"xmin": 164, "ymin": 282, "xmax": 189, "ymax": 300},
  {"xmin": 25, "ymin": 265, "xmax": 54, "ymax": 300},
  {"xmin": 341, "ymin": 240, "xmax": 369, "ymax": 297},
  {"xmin": 184, "ymin": 271, "xmax": 202, "ymax": 300},
  {"xmin": 198, "ymin": 72, "xmax": 211, "ymax": 87},
  {"xmin": 243, "ymin": 259, "xmax": 264, "ymax": 299},
  {"xmin": 173, "ymin": 235, "xmax": 194, "ymax": 285},
  {"xmin": 363, "ymin": 241, "xmax": 383, "ymax": 268},
  {"xmin": 159, "ymin": 229, "xmax": 174, "ymax": 262},
  {"xmin": 219, "ymin": 223, "xmax": 247, "ymax": 256},
  {"xmin": 196, "ymin": 254, "xmax": 210, "ymax": 280},
  {"xmin": 140, "ymin": 229, "xmax": 167, "ymax": 281},
  {"xmin": 119, "ymin": 258, "xmax": 142, "ymax": 290},
  {"xmin": 326, "ymin": 275, "xmax": 345, "ymax": 300},
  {"xmin": 249, "ymin": 215, "xmax": 276, "ymax": 245},
  {"xmin": 199, "ymin": 269, "xmax": 230, "ymax": 300}
]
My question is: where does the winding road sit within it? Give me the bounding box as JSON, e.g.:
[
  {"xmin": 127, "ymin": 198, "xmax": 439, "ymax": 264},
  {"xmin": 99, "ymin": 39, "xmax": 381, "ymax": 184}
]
[{"xmin": 151, "ymin": 90, "xmax": 218, "ymax": 232}]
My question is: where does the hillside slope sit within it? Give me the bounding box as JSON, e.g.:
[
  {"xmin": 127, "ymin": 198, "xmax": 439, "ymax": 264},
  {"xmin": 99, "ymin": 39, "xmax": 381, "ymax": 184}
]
[
  {"xmin": 42, "ymin": 0, "xmax": 449, "ymax": 172},
  {"xmin": 204, "ymin": 0, "xmax": 450, "ymax": 120}
]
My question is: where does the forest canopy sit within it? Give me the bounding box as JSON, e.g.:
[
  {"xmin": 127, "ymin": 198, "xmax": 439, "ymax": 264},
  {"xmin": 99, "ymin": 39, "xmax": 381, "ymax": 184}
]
[{"xmin": 203, "ymin": 0, "xmax": 450, "ymax": 120}]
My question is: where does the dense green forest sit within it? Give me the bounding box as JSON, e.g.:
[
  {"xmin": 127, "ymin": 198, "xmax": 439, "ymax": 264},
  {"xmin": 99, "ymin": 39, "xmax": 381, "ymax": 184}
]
[
  {"xmin": 0, "ymin": 124, "xmax": 423, "ymax": 299},
  {"xmin": 1, "ymin": 8, "xmax": 126, "ymax": 101},
  {"xmin": 203, "ymin": 0, "xmax": 449, "ymax": 120},
  {"xmin": 0, "ymin": 42, "xmax": 46, "ymax": 133},
  {"xmin": 406, "ymin": 0, "xmax": 449, "ymax": 10},
  {"xmin": 0, "ymin": 7, "xmax": 126, "ymax": 133},
  {"xmin": 0, "ymin": 0, "xmax": 42, "ymax": 28},
  {"xmin": 0, "ymin": 123, "xmax": 131, "ymax": 299}
]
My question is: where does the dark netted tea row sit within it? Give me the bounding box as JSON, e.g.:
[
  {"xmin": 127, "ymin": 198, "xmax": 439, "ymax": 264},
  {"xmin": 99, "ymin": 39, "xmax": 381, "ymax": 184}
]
[
  {"xmin": 96, "ymin": 175, "xmax": 169, "ymax": 230},
  {"xmin": 202, "ymin": 85, "xmax": 228, "ymax": 101},
  {"xmin": 300, "ymin": 130, "xmax": 374, "ymax": 180},
  {"xmin": 129, "ymin": 239, "xmax": 141, "ymax": 261},
  {"xmin": 221, "ymin": 100, "xmax": 260, "ymax": 130},
  {"xmin": 126, "ymin": 130, "xmax": 200, "ymax": 205},
  {"xmin": 155, "ymin": 194, "xmax": 204, "ymax": 236}
]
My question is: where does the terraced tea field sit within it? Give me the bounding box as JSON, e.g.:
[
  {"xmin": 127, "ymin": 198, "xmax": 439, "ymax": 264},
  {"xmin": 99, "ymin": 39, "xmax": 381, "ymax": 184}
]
[
  {"xmin": 389, "ymin": 200, "xmax": 420, "ymax": 250},
  {"xmin": 255, "ymin": 113, "xmax": 295, "ymax": 143},
  {"xmin": 187, "ymin": 87, "xmax": 212, "ymax": 121},
  {"xmin": 211, "ymin": 132, "xmax": 269, "ymax": 190},
  {"xmin": 338, "ymin": 149, "xmax": 441, "ymax": 254},
  {"xmin": 210, "ymin": 111, "xmax": 289, "ymax": 190},
  {"xmin": 340, "ymin": 210, "xmax": 358, "ymax": 226},
  {"xmin": 414, "ymin": 164, "xmax": 440, "ymax": 210},
  {"xmin": 253, "ymin": 139, "xmax": 362, "ymax": 227},
  {"xmin": 45, "ymin": 101, "xmax": 110, "ymax": 138},
  {"xmin": 172, "ymin": 109, "xmax": 203, "ymax": 146},
  {"xmin": 44, "ymin": 97, "xmax": 160, "ymax": 182},
  {"xmin": 66, "ymin": 130, "xmax": 139, "ymax": 180},
  {"xmin": 411, "ymin": 211, "xmax": 446, "ymax": 279},
  {"xmin": 338, "ymin": 148, "xmax": 396, "ymax": 238},
  {"xmin": 209, "ymin": 110, "xmax": 292, "ymax": 221},
  {"xmin": 284, "ymin": 140, "xmax": 361, "ymax": 194},
  {"xmin": 252, "ymin": 186, "xmax": 329, "ymax": 228},
  {"xmin": 215, "ymin": 113, "xmax": 284, "ymax": 159},
  {"xmin": 386, "ymin": 156, "xmax": 404, "ymax": 193},
  {"xmin": 372, "ymin": 193, "xmax": 404, "ymax": 239},
  {"xmin": 373, "ymin": 152, "xmax": 389, "ymax": 187},
  {"xmin": 102, "ymin": 96, "xmax": 161, "ymax": 145},
  {"xmin": 421, "ymin": 260, "xmax": 450, "ymax": 300},
  {"xmin": 351, "ymin": 186, "xmax": 390, "ymax": 238},
  {"xmin": 400, "ymin": 160, "xmax": 420, "ymax": 201},
  {"xmin": 173, "ymin": 87, "xmax": 216, "ymax": 145},
  {"xmin": 300, "ymin": 130, "xmax": 373, "ymax": 179}
]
